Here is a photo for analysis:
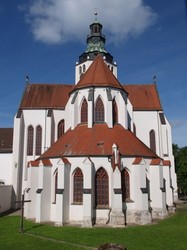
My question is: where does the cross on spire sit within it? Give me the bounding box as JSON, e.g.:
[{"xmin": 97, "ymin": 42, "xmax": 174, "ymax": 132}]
[{"xmin": 94, "ymin": 8, "xmax": 98, "ymax": 21}]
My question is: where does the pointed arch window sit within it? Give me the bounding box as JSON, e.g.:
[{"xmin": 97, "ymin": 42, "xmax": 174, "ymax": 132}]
[
  {"xmin": 79, "ymin": 66, "xmax": 82, "ymax": 75},
  {"xmin": 83, "ymin": 64, "xmax": 86, "ymax": 73},
  {"xmin": 81, "ymin": 98, "xmax": 88, "ymax": 123},
  {"xmin": 121, "ymin": 169, "xmax": 130, "ymax": 201},
  {"xmin": 150, "ymin": 130, "xmax": 156, "ymax": 153},
  {"xmin": 95, "ymin": 167, "xmax": 109, "ymax": 207},
  {"xmin": 133, "ymin": 123, "xmax": 136, "ymax": 135},
  {"xmin": 73, "ymin": 168, "xmax": 83, "ymax": 204},
  {"xmin": 35, "ymin": 125, "xmax": 42, "ymax": 155},
  {"xmin": 112, "ymin": 99, "xmax": 118, "ymax": 125},
  {"xmin": 27, "ymin": 125, "xmax": 34, "ymax": 155},
  {"xmin": 57, "ymin": 120, "xmax": 64, "ymax": 139},
  {"xmin": 95, "ymin": 97, "xmax": 105, "ymax": 123}
]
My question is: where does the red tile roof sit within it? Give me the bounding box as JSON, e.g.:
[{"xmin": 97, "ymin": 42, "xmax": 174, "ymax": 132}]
[
  {"xmin": 18, "ymin": 64, "xmax": 162, "ymax": 112},
  {"xmin": 72, "ymin": 55, "xmax": 125, "ymax": 92},
  {"xmin": 61, "ymin": 157, "xmax": 70, "ymax": 164},
  {"xmin": 29, "ymin": 159, "xmax": 52, "ymax": 167},
  {"xmin": 30, "ymin": 160, "xmax": 39, "ymax": 167},
  {"xmin": 18, "ymin": 83, "xmax": 162, "ymax": 111},
  {"xmin": 39, "ymin": 124, "xmax": 158, "ymax": 159},
  {"xmin": 0, "ymin": 128, "xmax": 13, "ymax": 153},
  {"xmin": 42, "ymin": 159, "xmax": 53, "ymax": 166},
  {"xmin": 124, "ymin": 84, "xmax": 162, "ymax": 111},
  {"xmin": 19, "ymin": 84, "xmax": 73, "ymax": 109},
  {"xmin": 133, "ymin": 157, "xmax": 143, "ymax": 164},
  {"xmin": 150, "ymin": 158, "xmax": 162, "ymax": 165},
  {"xmin": 163, "ymin": 160, "xmax": 171, "ymax": 166}
]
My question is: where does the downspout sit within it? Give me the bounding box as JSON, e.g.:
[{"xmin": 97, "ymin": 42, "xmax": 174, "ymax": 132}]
[
  {"xmin": 106, "ymin": 208, "xmax": 112, "ymax": 224},
  {"xmin": 44, "ymin": 109, "xmax": 47, "ymax": 152}
]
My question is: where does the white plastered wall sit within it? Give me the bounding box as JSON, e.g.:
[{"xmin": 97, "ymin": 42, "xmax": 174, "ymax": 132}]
[
  {"xmin": 133, "ymin": 111, "xmax": 160, "ymax": 155},
  {"xmin": 67, "ymin": 87, "xmax": 128, "ymax": 130},
  {"xmin": 75, "ymin": 59, "xmax": 117, "ymax": 84},
  {"xmin": 0, "ymin": 153, "xmax": 12, "ymax": 185}
]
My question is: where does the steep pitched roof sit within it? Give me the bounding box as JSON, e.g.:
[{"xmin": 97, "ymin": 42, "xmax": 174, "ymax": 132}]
[
  {"xmin": 72, "ymin": 55, "xmax": 125, "ymax": 92},
  {"xmin": 39, "ymin": 124, "xmax": 158, "ymax": 159},
  {"xmin": 19, "ymin": 84, "xmax": 73, "ymax": 109},
  {"xmin": 123, "ymin": 84, "xmax": 162, "ymax": 111},
  {"xmin": 0, "ymin": 128, "xmax": 13, "ymax": 153},
  {"xmin": 18, "ymin": 81, "xmax": 162, "ymax": 111}
]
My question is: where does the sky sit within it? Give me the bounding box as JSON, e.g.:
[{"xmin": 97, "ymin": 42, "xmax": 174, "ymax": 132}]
[{"xmin": 0, "ymin": 0, "xmax": 186, "ymax": 147}]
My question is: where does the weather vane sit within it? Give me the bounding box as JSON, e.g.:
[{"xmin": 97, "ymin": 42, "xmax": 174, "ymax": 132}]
[
  {"xmin": 94, "ymin": 8, "xmax": 98, "ymax": 21},
  {"xmin": 26, "ymin": 75, "xmax": 29, "ymax": 84},
  {"xmin": 153, "ymin": 75, "xmax": 157, "ymax": 84}
]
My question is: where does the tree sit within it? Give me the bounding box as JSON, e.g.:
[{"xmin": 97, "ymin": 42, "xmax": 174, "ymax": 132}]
[{"xmin": 173, "ymin": 144, "xmax": 187, "ymax": 197}]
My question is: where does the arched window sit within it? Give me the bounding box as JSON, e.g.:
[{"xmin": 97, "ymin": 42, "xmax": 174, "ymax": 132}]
[
  {"xmin": 112, "ymin": 99, "xmax": 118, "ymax": 125},
  {"xmin": 95, "ymin": 97, "xmax": 104, "ymax": 123},
  {"xmin": 150, "ymin": 130, "xmax": 156, "ymax": 153},
  {"xmin": 83, "ymin": 64, "xmax": 86, "ymax": 73},
  {"xmin": 95, "ymin": 167, "xmax": 109, "ymax": 207},
  {"xmin": 79, "ymin": 66, "xmax": 82, "ymax": 75},
  {"xmin": 121, "ymin": 169, "xmax": 130, "ymax": 201},
  {"xmin": 73, "ymin": 168, "xmax": 83, "ymax": 204},
  {"xmin": 81, "ymin": 98, "xmax": 88, "ymax": 123},
  {"xmin": 35, "ymin": 125, "xmax": 42, "ymax": 155},
  {"xmin": 27, "ymin": 125, "xmax": 34, "ymax": 155},
  {"xmin": 133, "ymin": 123, "xmax": 136, "ymax": 135},
  {"xmin": 57, "ymin": 120, "xmax": 64, "ymax": 139}
]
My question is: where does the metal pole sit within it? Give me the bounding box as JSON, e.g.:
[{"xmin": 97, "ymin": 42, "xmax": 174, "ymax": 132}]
[{"xmin": 19, "ymin": 194, "xmax": 24, "ymax": 233}]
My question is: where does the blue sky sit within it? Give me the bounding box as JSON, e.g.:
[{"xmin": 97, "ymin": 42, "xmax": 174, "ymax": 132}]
[{"xmin": 0, "ymin": 0, "xmax": 186, "ymax": 147}]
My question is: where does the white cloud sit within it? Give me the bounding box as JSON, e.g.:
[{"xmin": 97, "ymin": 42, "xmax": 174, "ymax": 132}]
[{"xmin": 21, "ymin": 0, "xmax": 157, "ymax": 45}]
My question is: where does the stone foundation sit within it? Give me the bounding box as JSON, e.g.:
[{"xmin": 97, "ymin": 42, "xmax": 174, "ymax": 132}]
[
  {"xmin": 151, "ymin": 208, "xmax": 168, "ymax": 220},
  {"xmin": 126, "ymin": 210, "xmax": 152, "ymax": 225},
  {"xmin": 167, "ymin": 205, "xmax": 176, "ymax": 214},
  {"xmin": 110, "ymin": 211, "xmax": 125, "ymax": 227},
  {"xmin": 83, "ymin": 216, "xmax": 93, "ymax": 227}
]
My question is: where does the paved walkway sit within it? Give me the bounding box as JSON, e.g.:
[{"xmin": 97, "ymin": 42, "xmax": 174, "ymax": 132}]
[
  {"xmin": 8, "ymin": 209, "xmax": 21, "ymax": 216},
  {"xmin": 25, "ymin": 232, "xmax": 97, "ymax": 250}
]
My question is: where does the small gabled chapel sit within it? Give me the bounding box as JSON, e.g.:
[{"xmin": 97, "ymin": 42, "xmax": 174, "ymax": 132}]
[{"xmin": 7, "ymin": 16, "xmax": 178, "ymax": 226}]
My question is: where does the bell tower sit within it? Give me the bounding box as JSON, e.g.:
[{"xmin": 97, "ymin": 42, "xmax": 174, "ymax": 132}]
[{"xmin": 75, "ymin": 13, "xmax": 117, "ymax": 84}]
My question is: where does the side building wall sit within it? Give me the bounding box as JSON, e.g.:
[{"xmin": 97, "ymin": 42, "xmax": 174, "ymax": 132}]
[{"xmin": 0, "ymin": 185, "xmax": 13, "ymax": 214}]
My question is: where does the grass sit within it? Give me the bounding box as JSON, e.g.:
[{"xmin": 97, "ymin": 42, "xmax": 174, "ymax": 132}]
[{"xmin": 0, "ymin": 205, "xmax": 187, "ymax": 250}]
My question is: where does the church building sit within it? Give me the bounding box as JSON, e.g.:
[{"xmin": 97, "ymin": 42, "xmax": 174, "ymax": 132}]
[{"xmin": 4, "ymin": 17, "xmax": 177, "ymax": 226}]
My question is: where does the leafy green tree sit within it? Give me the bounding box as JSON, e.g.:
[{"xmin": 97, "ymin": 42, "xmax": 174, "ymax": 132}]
[{"xmin": 173, "ymin": 144, "xmax": 187, "ymax": 196}]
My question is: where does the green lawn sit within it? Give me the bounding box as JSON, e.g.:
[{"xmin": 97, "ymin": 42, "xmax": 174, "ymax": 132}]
[{"xmin": 0, "ymin": 205, "xmax": 187, "ymax": 250}]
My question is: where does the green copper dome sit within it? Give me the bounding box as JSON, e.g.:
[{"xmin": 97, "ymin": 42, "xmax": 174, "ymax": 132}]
[{"xmin": 78, "ymin": 17, "xmax": 113, "ymax": 64}]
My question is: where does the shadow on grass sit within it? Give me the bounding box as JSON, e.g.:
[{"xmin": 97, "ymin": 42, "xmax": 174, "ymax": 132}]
[
  {"xmin": 0, "ymin": 209, "xmax": 21, "ymax": 217},
  {"xmin": 23, "ymin": 223, "xmax": 44, "ymax": 234}
]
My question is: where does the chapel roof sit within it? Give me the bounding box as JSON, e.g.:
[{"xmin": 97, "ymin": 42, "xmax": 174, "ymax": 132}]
[
  {"xmin": 72, "ymin": 55, "xmax": 125, "ymax": 92},
  {"xmin": 0, "ymin": 128, "xmax": 13, "ymax": 153},
  {"xmin": 39, "ymin": 123, "xmax": 158, "ymax": 159},
  {"xmin": 18, "ymin": 82, "xmax": 162, "ymax": 111},
  {"xmin": 123, "ymin": 84, "xmax": 163, "ymax": 111},
  {"xmin": 19, "ymin": 84, "xmax": 73, "ymax": 109}
]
